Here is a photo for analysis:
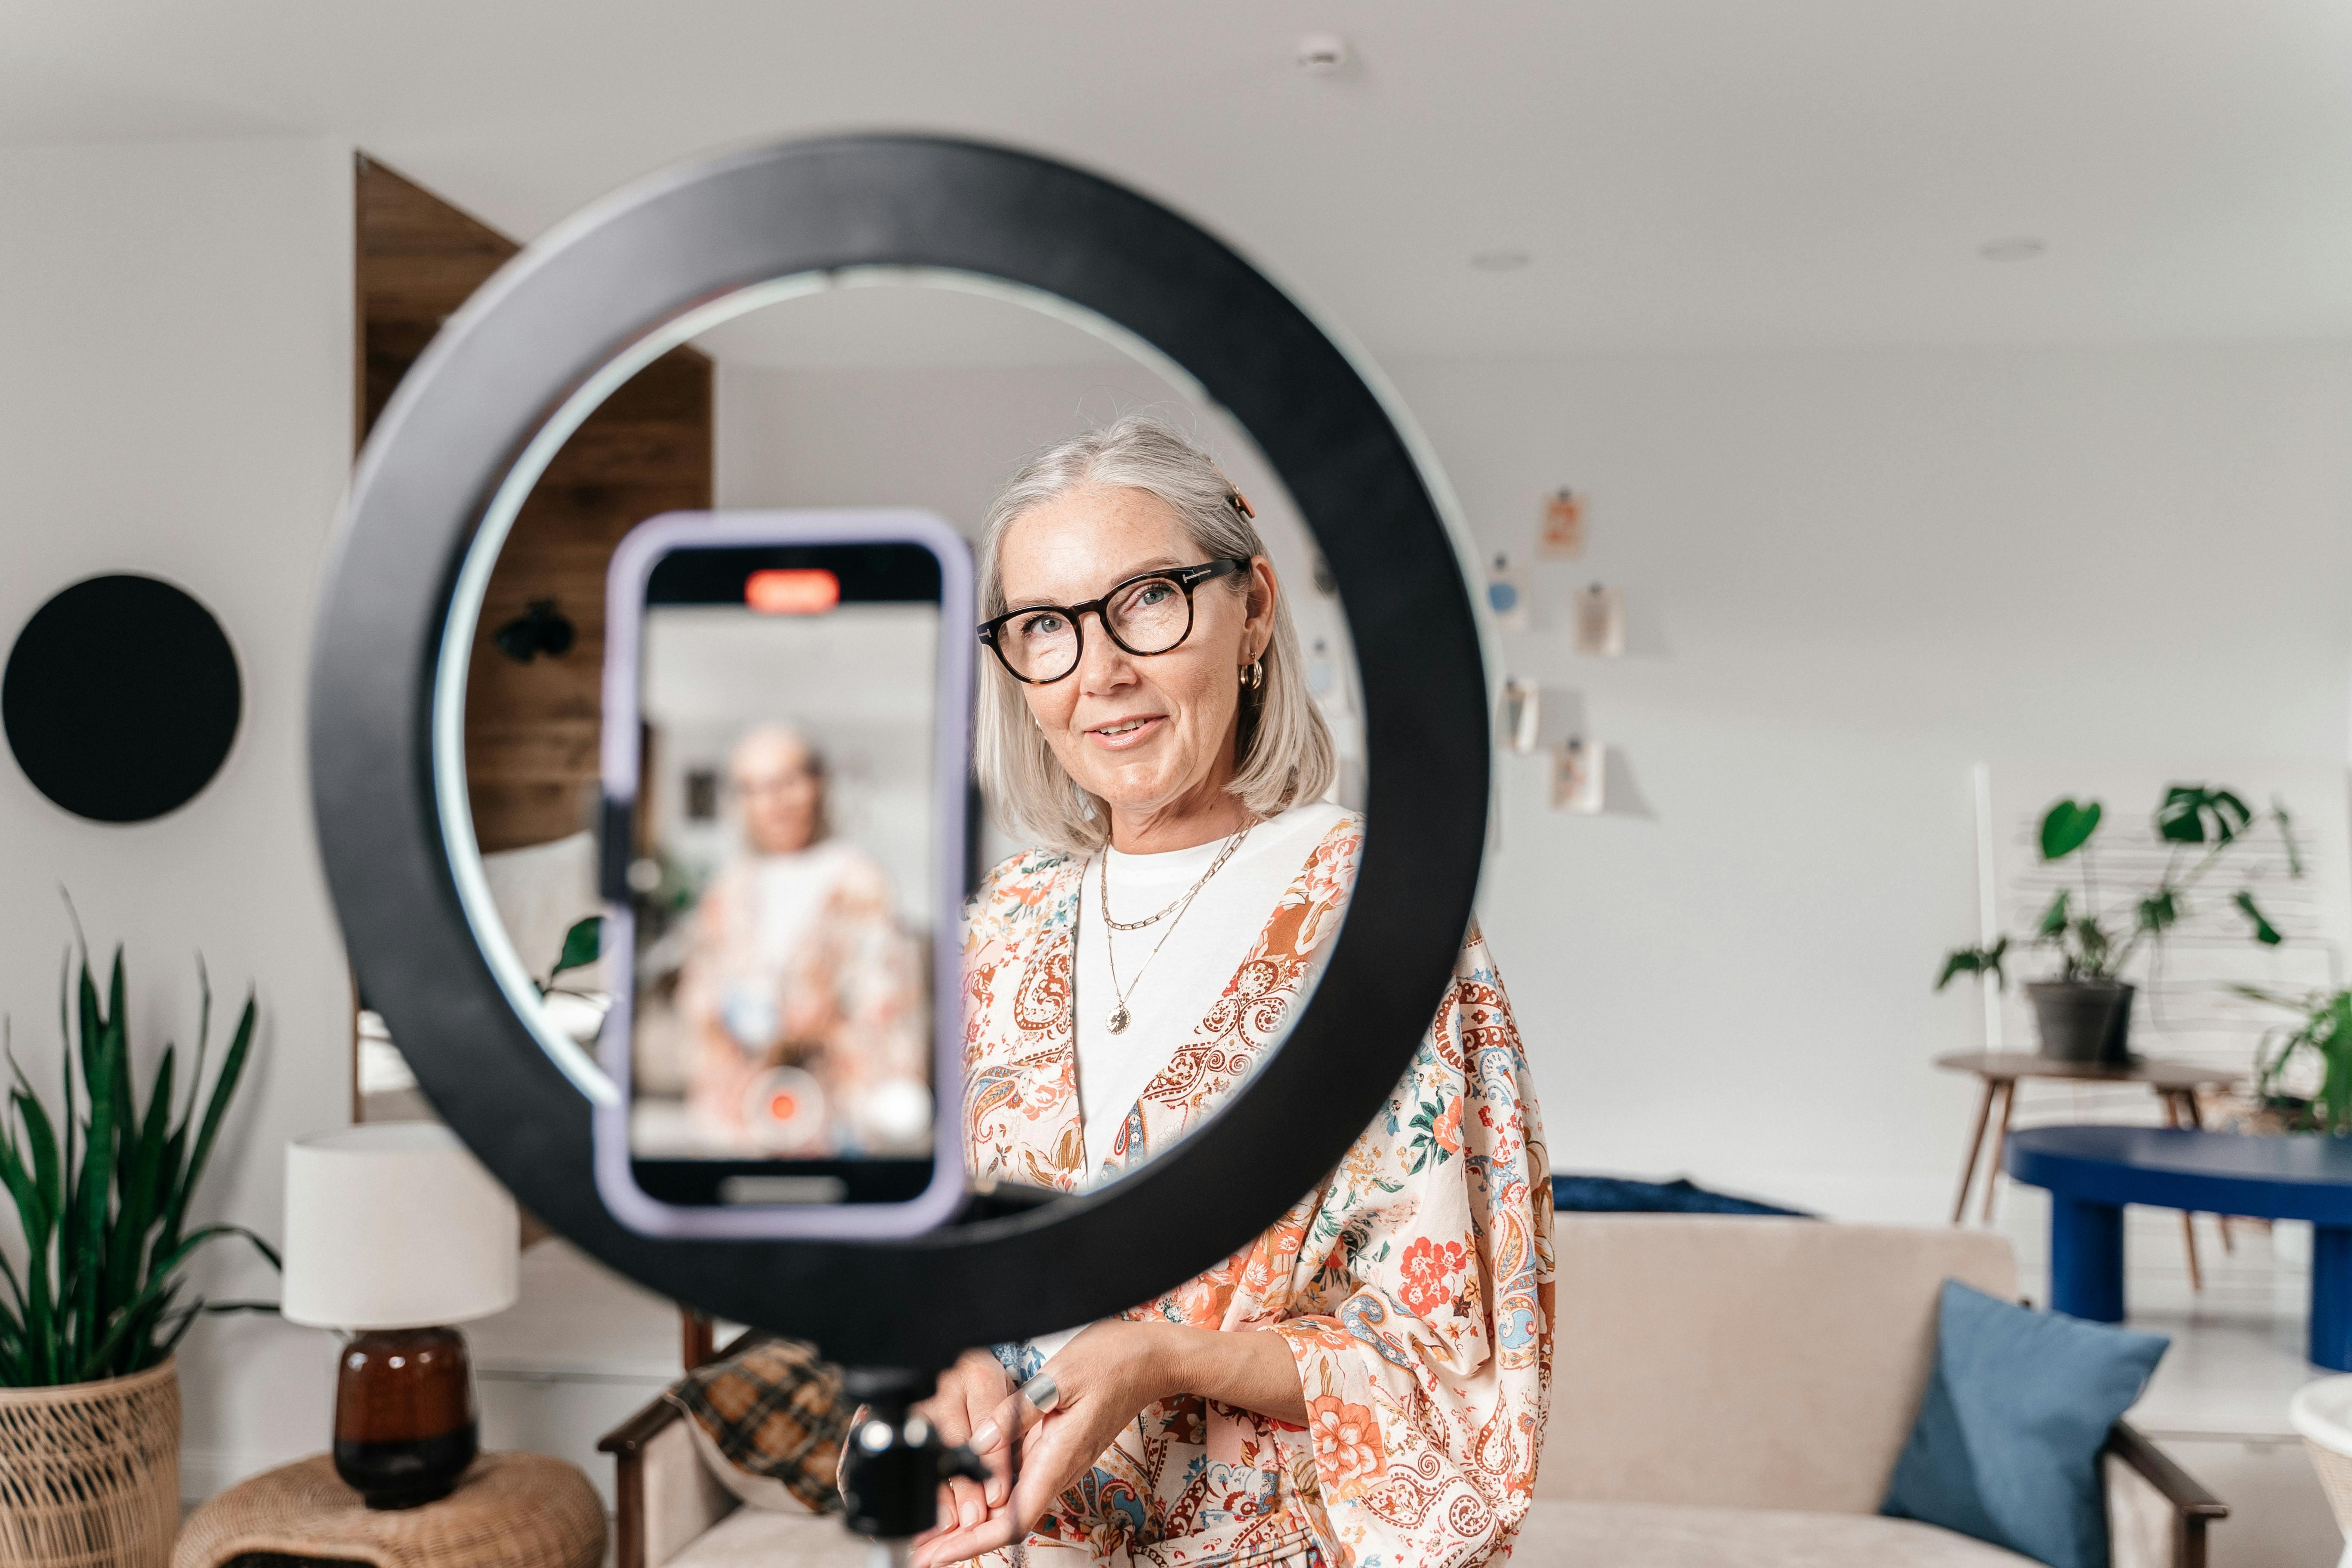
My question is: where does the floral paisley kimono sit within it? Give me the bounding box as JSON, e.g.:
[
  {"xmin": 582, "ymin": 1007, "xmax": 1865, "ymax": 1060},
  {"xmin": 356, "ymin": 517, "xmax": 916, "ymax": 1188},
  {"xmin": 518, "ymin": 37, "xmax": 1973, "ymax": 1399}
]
[
  {"xmin": 961, "ymin": 813, "xmax": 1555, "ymax": 1568},
  {"xmin": 678, "ymin": 840, "xmax": 926, "ymax": 1151}
]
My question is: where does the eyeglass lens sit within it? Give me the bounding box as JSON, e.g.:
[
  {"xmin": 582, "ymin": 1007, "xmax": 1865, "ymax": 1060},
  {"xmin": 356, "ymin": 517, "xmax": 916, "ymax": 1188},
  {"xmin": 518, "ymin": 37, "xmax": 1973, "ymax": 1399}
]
[{"xmin": 1000, "ymin": 574, "xmax": 1193, "ymax": 682}]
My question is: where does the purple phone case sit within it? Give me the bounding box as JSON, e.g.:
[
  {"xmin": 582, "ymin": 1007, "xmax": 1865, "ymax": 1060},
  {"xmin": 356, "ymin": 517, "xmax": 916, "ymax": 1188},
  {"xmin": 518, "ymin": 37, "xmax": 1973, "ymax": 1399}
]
[{"xmin": 595, "ymin": 509, "xmax": 973, "ymax": 1239}]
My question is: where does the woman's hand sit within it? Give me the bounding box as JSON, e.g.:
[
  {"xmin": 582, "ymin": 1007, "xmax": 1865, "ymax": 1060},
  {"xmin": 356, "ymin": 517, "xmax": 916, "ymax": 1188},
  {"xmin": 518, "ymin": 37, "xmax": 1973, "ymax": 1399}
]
[
  {"xmin": 907, "ymin": 1321, "xmax": 1168, "ymax": 1568},
  {"xmin": 907, "ymin": 1348, "xmax": 1015, "ymax": 1546},
  {"xmin": 905, "ymin": 1323, "xmax": 1307, "ymax": 1567}
]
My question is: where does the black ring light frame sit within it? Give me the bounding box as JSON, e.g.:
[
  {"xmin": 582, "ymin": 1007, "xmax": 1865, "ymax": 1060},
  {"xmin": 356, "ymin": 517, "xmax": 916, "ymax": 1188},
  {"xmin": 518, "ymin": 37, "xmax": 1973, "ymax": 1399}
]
[{"xmin": 310, "ymin": 134, "xmax": 1490, "ymax": 1369}]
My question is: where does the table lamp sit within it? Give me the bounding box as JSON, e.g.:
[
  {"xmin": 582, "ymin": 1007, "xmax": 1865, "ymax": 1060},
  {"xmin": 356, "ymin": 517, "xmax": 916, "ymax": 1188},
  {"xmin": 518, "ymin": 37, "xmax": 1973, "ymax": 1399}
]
[{"xmin": 283, "ymin": 1124, "xmax": 519, "ymax": 1509}]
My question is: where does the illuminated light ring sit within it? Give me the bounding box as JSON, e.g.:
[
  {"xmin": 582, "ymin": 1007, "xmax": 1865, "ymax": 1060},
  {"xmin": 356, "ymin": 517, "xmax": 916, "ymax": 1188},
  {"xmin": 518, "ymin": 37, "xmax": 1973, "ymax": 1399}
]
[{"xmin": 309, "ymin": 135, "xmax": 1489, "ymax": 1367}]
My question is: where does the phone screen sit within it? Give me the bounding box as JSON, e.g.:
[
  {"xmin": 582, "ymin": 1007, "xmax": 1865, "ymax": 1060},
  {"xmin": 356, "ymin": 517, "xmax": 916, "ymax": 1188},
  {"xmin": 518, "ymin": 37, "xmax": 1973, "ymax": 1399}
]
[{"xmin": 599, "ymin": 519, "xmax": 966, "ymax": 1230}]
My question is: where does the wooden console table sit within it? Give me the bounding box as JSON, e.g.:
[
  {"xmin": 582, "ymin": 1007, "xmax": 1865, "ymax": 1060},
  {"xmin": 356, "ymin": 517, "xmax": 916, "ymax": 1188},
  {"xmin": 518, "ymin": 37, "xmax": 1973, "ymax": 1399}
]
[{"xmin": 1935, "ymin": 1051, "xmax": 2241, "ymax": 1285}]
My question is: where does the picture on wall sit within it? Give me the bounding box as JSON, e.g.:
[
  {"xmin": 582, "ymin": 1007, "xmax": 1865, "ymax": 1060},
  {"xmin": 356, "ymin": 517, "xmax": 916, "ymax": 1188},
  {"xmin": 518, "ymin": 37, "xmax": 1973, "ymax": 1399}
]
[
  {"xmin": 1485, "ymin": 553, "xmax": 1531, "ymax": 631},
  {"xmin": 1552, "ymin": 739, "xmax": 1605, "ymax": 813},
  {"xmin": 1572, "ymin": 583, "xmax": 1624, "ymax": 657},
  {"xmin": 1539, "ymin": 488, "xmax": 1585, "ymax": 559},
  {"xmin": 1499, "ymin": 679, "xmax": 1541, "ymax": 755}
]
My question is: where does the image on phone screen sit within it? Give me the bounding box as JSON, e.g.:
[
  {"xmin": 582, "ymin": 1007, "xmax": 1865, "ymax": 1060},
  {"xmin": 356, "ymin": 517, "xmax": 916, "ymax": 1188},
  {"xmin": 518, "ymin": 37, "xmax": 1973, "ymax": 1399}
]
[{"xmin": 596, "ymin": 512, "xmax": 970, "ymax": 1237}]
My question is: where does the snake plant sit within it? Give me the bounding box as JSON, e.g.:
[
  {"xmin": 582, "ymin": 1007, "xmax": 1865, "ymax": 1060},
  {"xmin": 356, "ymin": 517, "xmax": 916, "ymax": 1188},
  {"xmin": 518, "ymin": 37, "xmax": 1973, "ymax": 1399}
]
[{"xmin": 0, "ymin": 943, "xmax": 277, "ymax": 1386}]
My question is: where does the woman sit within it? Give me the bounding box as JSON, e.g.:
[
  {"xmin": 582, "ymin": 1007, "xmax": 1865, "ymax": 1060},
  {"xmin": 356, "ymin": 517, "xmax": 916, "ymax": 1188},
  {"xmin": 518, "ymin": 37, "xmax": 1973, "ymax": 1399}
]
[
  {"xmin": 912, "ymin": 418, "xmax": 1552, "ymax": 1568},
  {"xmin": 676, "ymin": 724, "xmax": 928, "ymax": 1154}
]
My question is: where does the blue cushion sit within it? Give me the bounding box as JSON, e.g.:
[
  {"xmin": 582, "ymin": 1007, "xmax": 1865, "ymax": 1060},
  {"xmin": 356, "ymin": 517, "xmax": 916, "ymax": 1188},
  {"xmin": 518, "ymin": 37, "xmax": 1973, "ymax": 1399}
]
[
  {"xmin": 1882, "ymin": 1280, "xmax": 2168, "ymax": 1568},
  {"xmin": 1551, "ymin": 1173, "xmax": 1810, "ymax": 1216}
]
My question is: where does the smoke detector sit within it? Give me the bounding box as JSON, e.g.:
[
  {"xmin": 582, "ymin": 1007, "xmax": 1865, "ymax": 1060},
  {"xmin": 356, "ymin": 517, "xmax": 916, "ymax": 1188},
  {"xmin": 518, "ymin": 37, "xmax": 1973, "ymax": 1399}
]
[{"xmin": 1295, "ymin": 33, "xmax": 1351, "ymax": 77}]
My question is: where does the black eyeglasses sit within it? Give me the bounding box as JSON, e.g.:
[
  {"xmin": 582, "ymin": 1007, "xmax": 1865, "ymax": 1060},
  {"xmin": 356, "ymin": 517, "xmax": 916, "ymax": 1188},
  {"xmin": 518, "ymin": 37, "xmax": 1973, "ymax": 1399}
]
[{"xmin": 977, "ymin": 558, "xmax": 1250, "ymax": 684}]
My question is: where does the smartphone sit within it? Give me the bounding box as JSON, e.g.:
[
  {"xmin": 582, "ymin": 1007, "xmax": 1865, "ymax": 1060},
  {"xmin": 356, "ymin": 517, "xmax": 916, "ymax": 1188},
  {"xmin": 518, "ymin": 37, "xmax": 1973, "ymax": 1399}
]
[{"xmin": 594, "ymin": 510, "xmax": 971, "ymax": 1238}]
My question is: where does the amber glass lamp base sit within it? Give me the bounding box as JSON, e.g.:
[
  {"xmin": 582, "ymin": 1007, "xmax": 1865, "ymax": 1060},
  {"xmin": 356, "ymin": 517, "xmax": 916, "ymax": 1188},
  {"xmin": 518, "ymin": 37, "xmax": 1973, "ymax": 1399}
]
[{"xmin": 332, "ymin": 1325, "xmax": 479, "ymax": 1509}]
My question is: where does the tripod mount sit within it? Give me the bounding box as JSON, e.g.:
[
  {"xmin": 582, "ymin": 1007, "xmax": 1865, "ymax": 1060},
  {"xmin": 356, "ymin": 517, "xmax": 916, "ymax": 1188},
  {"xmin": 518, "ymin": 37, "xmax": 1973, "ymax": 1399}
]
[{"xmin": 840, "ymin": 1366, "xmax": 993, "ymax": 1562}]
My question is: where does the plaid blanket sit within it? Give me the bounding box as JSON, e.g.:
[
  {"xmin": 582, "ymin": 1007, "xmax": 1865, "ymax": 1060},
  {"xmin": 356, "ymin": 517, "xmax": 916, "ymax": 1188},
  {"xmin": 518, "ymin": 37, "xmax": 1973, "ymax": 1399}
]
[{"xmin": 664, "ymin": 1338, "xmax": 850, "ymax": 1513}]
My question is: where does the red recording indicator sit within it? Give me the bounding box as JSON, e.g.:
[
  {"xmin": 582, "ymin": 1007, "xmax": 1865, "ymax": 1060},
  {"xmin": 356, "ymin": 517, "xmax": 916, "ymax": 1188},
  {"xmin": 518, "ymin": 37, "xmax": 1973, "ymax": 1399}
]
[{"xmin": 744, "ymin": 569, "xmax": 840, "ymax": 614}]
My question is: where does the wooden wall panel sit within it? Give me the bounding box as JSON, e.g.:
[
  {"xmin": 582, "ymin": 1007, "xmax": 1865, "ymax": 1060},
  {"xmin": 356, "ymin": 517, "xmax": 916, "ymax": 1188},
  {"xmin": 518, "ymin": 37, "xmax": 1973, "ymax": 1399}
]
[{"xmin": 355, "ymin": 154, "xmax": 713, "ymax": 853}]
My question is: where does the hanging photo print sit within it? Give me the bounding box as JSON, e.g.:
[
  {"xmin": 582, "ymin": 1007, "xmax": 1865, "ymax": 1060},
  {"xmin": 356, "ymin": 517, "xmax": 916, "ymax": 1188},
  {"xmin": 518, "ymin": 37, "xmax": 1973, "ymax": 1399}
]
[
  {"xmin": 1499, "ymin": 679, "xmax": 1541, "ymax": 755},
  {"xmin": 1486, "ymin": 553, "xmax": 1531, "ymax": 631},
  {"xmin": 1551, "ymin": 738, "xmax": 1606, "ymax": 813},
  {"xmin": 1539, "ymin": 488, "xmax": 1586, "ymax": 559},
  {"xmin": 1572, "ymin": 583, "xmax": 1624, "ymax": 657}
]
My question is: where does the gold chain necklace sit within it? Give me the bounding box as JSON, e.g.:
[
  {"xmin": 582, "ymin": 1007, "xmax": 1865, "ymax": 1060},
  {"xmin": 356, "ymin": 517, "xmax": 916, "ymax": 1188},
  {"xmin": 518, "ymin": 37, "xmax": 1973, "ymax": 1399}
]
[
  {"xmin": 1097, "ymin": 825, "xmax": 1250, "ymax": 1035},
  {"xmin": 1102, "ymin": 870, "xmax": 1204, "ymax": 932}
]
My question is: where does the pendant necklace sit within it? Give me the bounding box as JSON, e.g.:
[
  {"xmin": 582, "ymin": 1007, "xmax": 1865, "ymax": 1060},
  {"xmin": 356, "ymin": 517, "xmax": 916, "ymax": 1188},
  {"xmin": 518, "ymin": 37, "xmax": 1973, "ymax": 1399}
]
[{"xmin": 1098, "ymin": 824, "xmax": 1250, "ymax": 1034}]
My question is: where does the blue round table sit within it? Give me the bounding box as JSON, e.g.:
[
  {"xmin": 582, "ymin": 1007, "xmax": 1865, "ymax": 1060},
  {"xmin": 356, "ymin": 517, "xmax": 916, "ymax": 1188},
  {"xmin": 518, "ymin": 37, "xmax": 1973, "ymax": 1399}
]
[{"xmin": 2006, "ymin": 1124, "xmax": 2352, "ymax": 1368}]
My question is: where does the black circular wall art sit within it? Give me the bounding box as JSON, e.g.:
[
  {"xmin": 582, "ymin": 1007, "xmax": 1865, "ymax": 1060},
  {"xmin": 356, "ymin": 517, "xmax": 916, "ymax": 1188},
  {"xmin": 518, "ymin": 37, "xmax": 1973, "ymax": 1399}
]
[{"xmin": 3, "ymin": 574, "xmax": 241, "ymax": 822}]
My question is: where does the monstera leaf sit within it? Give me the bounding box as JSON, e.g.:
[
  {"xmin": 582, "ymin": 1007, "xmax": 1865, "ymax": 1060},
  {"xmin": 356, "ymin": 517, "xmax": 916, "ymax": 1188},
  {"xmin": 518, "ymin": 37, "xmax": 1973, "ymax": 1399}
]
[
  {"xmin": 2234, "ymin": 892, "xmax": 2283, "ymax": 946},
  {"xmin": 1935, "ymin": 936, "xmax": 2009, "ymax": 993},
  {"xmin": 2037, "ymin": 890, "xmax": 2071, "ymax": 938},
  {"xmin": 2040, "ymin": 799, "xmax": 2102, "ymax": 861},
  {"xmin": 2156, "ymin": 785, "xmax": 2252, "ymax": 846},
  {"xmin": 2278, "ymin": 798, "xmax": 2305, "ymax": 877}
]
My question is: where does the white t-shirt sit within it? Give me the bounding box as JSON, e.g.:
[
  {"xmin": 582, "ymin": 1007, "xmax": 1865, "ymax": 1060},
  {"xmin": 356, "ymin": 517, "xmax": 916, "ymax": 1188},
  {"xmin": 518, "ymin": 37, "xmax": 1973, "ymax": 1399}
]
[
  {"xmin": 749, "ymin": 839, "xmax": 868, "ymax": 969},
  {"xmin": 1073, "ymin": 800, "xmax": 1352, "ymax": 1178}
]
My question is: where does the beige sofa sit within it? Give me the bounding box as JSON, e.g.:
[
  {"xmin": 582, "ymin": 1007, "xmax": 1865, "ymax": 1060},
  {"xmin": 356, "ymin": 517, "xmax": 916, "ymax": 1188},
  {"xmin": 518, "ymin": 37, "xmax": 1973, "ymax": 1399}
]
[{"xmin": 601, "ymin": 1217, "xmax": 2223, "ymax": 1567}]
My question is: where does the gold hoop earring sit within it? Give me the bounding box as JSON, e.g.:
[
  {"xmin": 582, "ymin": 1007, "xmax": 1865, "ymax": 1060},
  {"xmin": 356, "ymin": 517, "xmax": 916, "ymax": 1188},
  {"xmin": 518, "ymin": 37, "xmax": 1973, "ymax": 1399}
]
[{"xmin": 1243, "ymin": 659, "xmax": 1264, "ymax": 692}]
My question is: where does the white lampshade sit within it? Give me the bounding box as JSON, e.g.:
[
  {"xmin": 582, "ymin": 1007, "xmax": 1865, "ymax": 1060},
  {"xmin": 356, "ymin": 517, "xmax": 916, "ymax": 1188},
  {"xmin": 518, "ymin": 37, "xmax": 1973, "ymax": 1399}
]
[{"xmin": 282, "ymin": 1124, "xmax": 519, "ymax": 1330}]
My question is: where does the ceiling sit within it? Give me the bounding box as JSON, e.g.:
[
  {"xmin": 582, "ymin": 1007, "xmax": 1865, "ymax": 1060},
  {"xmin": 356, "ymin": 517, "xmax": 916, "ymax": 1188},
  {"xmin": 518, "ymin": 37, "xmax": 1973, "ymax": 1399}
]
[{"xmin": 6, "ymin": 1, "xmax": 2351, "ymax": 358}]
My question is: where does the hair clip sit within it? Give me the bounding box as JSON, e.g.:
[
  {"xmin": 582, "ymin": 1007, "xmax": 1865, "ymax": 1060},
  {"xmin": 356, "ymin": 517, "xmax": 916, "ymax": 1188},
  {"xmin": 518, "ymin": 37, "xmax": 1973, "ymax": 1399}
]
[{"xmin": 1230, "ymin": 491, "xmax": 1256, "ymax": 520}]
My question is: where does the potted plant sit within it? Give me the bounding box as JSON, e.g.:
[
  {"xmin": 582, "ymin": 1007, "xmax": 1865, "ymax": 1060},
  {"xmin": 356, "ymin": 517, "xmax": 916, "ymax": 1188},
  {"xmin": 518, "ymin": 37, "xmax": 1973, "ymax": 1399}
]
[
  {"xmin": 1936, "ymin": 785, "xmax": 2294, "ymax": 1064},
  {"xmin": 0, "ymin": 940, "xmax": 273, "ymax": 1567},
  {"xmin": 2231, "ymin": 985, "xmax": 2352, "ymax": 1133},
  {"xmin": 536, "ymin": 914, "xmax": 607, "ymax": 1046}
]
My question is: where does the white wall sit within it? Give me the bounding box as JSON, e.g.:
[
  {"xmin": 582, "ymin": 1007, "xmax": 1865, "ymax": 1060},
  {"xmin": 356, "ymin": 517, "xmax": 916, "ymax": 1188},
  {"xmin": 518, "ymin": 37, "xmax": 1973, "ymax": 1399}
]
[
  {"xmin": 0, "ymin": 138, "xmax": 354, "ymax": 1494},
  {"xmin": 1390, "ymin": 344, "xmax": 2352, "ymax": 1219}
]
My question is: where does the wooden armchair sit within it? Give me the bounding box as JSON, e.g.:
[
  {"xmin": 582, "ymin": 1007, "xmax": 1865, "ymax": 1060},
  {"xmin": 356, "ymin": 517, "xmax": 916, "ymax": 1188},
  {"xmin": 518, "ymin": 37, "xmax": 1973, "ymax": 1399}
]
[{"xmin": 599, "ymin": 1317, "xmax": 868, "ymax": 1568}]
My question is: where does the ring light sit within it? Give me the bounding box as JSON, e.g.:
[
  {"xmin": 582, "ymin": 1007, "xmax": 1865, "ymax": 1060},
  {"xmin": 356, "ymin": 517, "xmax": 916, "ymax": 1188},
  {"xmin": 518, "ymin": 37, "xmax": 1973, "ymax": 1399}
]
[{"xmin": 310, "ymin": 134, "xmax": 1489, "ymax": 1368}]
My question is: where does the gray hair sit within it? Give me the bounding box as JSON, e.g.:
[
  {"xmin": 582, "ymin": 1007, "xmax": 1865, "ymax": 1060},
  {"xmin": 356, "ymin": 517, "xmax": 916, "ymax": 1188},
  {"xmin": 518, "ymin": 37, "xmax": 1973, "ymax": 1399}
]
[{"xmin": 975, "ymin": 416, "xmax": 1336, "ymax": 855}]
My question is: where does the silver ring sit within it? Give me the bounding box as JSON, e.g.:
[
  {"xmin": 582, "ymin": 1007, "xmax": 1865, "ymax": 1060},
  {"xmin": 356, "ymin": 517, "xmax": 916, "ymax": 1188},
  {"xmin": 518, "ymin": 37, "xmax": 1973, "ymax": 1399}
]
[{"xmin": 1019, "ymin": 1372, "xmax": 1061, "ymax": 1415}]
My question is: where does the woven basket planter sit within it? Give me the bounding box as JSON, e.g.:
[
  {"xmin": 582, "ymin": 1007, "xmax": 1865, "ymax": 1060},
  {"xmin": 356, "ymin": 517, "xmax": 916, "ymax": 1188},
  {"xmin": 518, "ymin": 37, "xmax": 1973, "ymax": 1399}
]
[{"xmin": 0, "ymin": 1360, "xmax": 179, "ymax": 1568}]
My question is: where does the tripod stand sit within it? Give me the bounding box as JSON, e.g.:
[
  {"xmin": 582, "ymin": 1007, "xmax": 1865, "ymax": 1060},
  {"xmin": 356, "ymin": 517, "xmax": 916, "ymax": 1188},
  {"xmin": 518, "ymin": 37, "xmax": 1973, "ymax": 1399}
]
[{"xmin": 839, "ymin": 1366, "xmax": 994, "ymax": 1567}]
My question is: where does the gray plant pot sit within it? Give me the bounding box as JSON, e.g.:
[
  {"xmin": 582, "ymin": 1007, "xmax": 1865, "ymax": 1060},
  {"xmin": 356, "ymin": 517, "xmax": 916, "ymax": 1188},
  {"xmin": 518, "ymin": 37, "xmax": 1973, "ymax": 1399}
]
[{"xmin": 2027, "ymin": 980, "xmax": 2136, "ymax": 1065}]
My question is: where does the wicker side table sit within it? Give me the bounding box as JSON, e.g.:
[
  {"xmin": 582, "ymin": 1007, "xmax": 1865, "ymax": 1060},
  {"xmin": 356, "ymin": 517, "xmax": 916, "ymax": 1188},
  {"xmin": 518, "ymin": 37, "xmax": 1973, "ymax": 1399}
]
[{"xmin": 173, "ymin": 1452, "xmax": 605, "ymax": 1568}]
